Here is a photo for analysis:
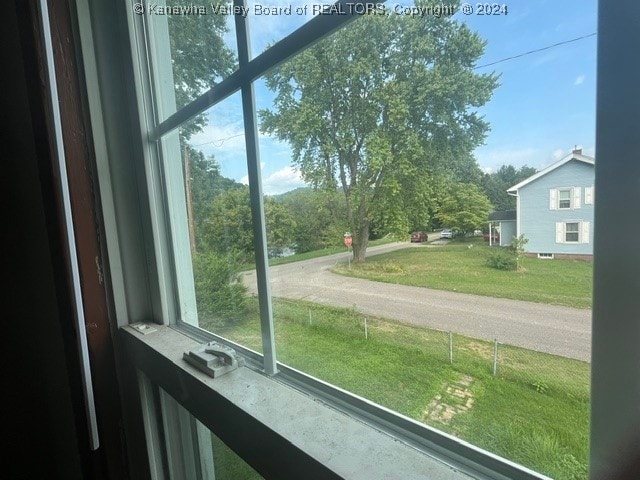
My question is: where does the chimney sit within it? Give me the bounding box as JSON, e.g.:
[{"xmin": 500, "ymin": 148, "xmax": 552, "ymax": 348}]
[{"xmin": 572, "ymin": 145, "xmax": 582, "ymax": 155}]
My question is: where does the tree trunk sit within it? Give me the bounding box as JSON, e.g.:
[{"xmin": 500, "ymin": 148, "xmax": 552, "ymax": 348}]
[{"xmin": 352, "ymin": 221, "xmax": 369, "ymax": 263}]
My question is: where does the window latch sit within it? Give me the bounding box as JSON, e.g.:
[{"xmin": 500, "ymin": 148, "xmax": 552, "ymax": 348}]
[{"xmin": 183, "ymin": 342, "xmax": 244, "ymax": 378}]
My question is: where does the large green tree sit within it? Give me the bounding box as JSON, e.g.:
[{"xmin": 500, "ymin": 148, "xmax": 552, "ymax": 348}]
[
  {"xmin": 480, "ymin": 165, "xmax": 537, "ymax": 211},
  {"xmin": 436, "ymin": 183, "xmax": 492, "ymax": 236},
  {"xmin": 260, "ymin": 4, "xmax": 498, "ymax": 261}
]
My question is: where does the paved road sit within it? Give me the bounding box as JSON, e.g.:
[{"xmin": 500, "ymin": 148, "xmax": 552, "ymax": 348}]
[{"xmin": 242, "ymin": 242, "xmax": 592, "ymax": 361}]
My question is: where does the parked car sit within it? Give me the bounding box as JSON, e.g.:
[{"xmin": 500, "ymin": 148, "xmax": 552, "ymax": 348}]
[
  {"xmin": 440, "ymin": 228, "xmax": 453, "ymax": 239},
  {"xmin": 410, "ymin": 231, "xmax": 428, "ymax": 243}
]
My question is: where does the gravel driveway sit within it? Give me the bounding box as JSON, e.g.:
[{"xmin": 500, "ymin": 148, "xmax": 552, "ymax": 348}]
[{"xmin": 242, "ymin": 242, "xmax": 592, "ymax": 361}]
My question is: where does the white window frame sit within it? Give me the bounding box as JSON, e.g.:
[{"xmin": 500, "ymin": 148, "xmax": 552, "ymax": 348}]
[
  {"xmin": 558, "ymin": 188, "xmax": 572, "ymax": 209},
  {"xmin": 555, "ymin": 221, "xmax": 590, "ymax": 244},
  {"xmin": 75, "ymin": 0, "xmax": 640, "ymax": 479}
]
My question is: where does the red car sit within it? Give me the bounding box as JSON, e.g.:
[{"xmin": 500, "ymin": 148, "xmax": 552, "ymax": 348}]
[{"xmin": 411, "ymin": 231, "xmax": 428, "ymax": 243}]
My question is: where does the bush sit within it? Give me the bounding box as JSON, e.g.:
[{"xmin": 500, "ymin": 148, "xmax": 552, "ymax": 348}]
[
  {"xmin": 193, "ymin": 251, "xmax": 248, "ymax": 327},
  {"xmin": 486, "ymin": 250, "xmax": 517, "ymax": 271}
]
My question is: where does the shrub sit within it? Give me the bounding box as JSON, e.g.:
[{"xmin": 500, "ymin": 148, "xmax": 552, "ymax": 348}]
[
  {"xmin": 486, "ymin": 250, "xmax": 517, "ymax": 271},
  {"xmin": 193, "ymin": 251, "xmax": 248, "ymax": 327}
]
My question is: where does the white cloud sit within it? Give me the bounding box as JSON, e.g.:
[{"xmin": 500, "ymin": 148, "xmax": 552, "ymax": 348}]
[
  {"xmin": 574, "ymin": 75, "xmax": 585, "ymax": 86},
  {"xmin": 262, "ymin": 166, "xmax": 306, "ymax": 195},
  {"xmin": 240, "ymin": 164, "xmax": 304, "ymax": 195}
]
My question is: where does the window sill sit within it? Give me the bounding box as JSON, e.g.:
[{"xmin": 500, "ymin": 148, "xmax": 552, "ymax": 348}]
[{"xmin": 121, "ymin": 324, "xmax": 501, "ymax": 479}]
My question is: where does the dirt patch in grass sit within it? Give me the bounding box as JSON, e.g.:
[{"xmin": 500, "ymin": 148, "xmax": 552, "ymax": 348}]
[
  {"xmin": 461, "ymin": 341, "xmax": 493, "ymax": 359},
  {"xmin": 423, "ymin": 374, "xmax": 475, "ymax": 425}
]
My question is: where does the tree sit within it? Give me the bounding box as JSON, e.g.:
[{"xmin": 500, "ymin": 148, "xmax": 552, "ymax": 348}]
[
  {"xmin": 436, "ymin": 183, "xmax": 492, "ymax": 236},
  {"xmin": 260, "ymin": 5, "xmax": 498, "ymax": 261},
  {"xmin": 202, "ymin": 187, "xmax": 296, "ymax": 261},
  {"xmin": 279, "ymin": 188, "xmax": 348, "ymax": 253},
  {"xmin": 168, "ymin": 0, "xmax": 236, "ymax": 138},
  {"xmin": 480, "ymin": 165, "xmax": 537, "ymax": 211}
]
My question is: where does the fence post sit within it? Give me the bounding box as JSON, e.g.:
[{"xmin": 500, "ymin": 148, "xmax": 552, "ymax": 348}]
[
  {"xmin": 364, "ymin": 317, "xmax": 368, "ymax": 340},
  {"xmin": 449, "ymin": 331, "xmax": 453, "ymax": 364},
  {"xmin": 493, "ymin": 339, "xmax": 499, "ymax": 376}
]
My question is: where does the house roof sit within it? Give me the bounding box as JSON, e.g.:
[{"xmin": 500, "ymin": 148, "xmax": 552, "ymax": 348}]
[
  {"xmin": 488, "ymin": 210, "xmax": 516, "ymax": 221},
  {"xmin": 507, "ymin": 151, "xmax": 595, "ymax": 194}
]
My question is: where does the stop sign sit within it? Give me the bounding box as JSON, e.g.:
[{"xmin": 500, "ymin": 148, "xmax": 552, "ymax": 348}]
[{"xmin": 344, "ymin": 235, "xmax": 352, "ymax": 247}]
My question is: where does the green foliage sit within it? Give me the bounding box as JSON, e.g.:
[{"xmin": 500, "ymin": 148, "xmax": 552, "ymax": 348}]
[
  {"xmin": 480, "ymin": 165, "xmax": 537, "ymax": 211},
  {"xmin": 201, "ymin": 187, "xmax": 296, "ymax": 260},
  {"xmin": 510, "ymin": 234, "xmax": 529, "ymax": 271},
  {"xmin": 167, "ymin": 0, "xmax": 236, "ymax": 139},
  {"xmin": 436, "ymin": 183, "xmax": 493, "ymax": 236},
  {"xmin": 193, "ymin": 251, "xmax": 247, "ymax": 326},
  {"xmin": 485, "ymin": 249, "xmax": 517, "ymax": 270},
  {"xmin": 278, "ymin": 188, "xmax": 348, "ymax": 253},
  {"xmin": 261, "ymin": 11, "xmax": 498, "ymax": 261}
]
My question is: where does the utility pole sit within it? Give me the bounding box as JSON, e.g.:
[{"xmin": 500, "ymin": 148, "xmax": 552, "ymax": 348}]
[{"xmin": 184, "ymin": 146, "xmax": 197, "ymax": 256}]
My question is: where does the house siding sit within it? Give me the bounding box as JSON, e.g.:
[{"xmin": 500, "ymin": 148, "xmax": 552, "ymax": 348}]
[
  {"xmin": 518, "ymin": 160, "xmax": 594, "ymax": 255},
  {"xmin": 499, "ymin": 221, "xmax": 516, "ymax": 246}
]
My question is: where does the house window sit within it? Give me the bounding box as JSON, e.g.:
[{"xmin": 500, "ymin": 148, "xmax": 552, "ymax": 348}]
[
  {"xmin": 556, "ymin": 221, "xmax": 590, "ymax": 244},
  {"xmin": 565, "ymin": 222, "xmax": 580, "ymax": 242},
  {"xmin": 537, "ymin": 253, "xmax": 554, "ymax": 259},
  {"xmin": 550, "ymin": 187, "xmax": 582, "ymax": 210},
  {"xmin": 558, "ymin": 189, "xmax": 572, "ymax": 209}
]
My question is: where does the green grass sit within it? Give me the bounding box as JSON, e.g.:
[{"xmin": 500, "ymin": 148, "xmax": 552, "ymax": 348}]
[
  {"xmin": 207, "ymin": 298, "xmax": 590, "ymax": 480},
  {"xmin": 267, "ymin": 235, "xmax": 398, "ymax": 266},
  {"xmin": 332, "ymin": 241, "xmax": 593, "ymax": 309}
]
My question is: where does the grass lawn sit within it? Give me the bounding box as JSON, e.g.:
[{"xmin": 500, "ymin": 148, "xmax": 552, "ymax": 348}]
[
  {"xmin": 332, "ymin": 240, "xmax": 593, "ymax": 309},
  {"xmin": 206, "ymin": 298, "xmax": 589, "ymax": 480}
]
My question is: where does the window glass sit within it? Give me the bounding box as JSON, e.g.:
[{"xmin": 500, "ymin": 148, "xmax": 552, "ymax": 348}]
[
  {"xmin": 147, "ymin": 0, "xmax": 239, "ymax": 122},
  {"xmin": 247, "ymin": 1, "xmax": 335, "ymax": 59},
  {"xmin": 164, "ymin": 94, "xmax": 262, "ymax": 349},
  {"xmin": 566, "ymin": 222, "xmax": 580, "ymax": 242},
  {"xmin": 559, "ymin": 189, "xmax": 572, "ymax": 209},
  {"xmin": 150, "ymin": 2, "xmax": 596, "ymax": 478}
]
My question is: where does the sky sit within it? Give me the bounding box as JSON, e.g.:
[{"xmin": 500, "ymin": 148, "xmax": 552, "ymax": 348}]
[{"xmin": 185, "ymin": 0, "xmax": 598, "ymax": 194}]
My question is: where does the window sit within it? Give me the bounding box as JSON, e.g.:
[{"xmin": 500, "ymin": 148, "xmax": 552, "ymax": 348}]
[
  {"xmin": 565, "ymin": 222, "xmax": 580, "ymax": 242},
  {"xmin": 77, "ymin": 0, "xmax": 640, "ymax": 479},
  {"xmin": 551, "ymin": 187, "xmax": 582, "ymax": 210},
  {"xmin": 556, "ymin": 221, "xmax": 590, "ymax": 244},
  {"xmin": 559, "ymin": 189, "xmax": 572, "ymax": 209}
]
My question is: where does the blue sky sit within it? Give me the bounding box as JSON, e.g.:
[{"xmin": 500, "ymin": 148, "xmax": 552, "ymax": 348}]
[{"xmin": 187, "ymin": 0, "xmax": 598, "ymax": 194}]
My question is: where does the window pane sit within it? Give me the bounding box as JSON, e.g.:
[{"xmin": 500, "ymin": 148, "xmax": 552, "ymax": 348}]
[
  {"xmin": 147, "ymin": 1, "xmax": 239, "ymax": 122},
  {"xmin": 566, "ymin": 222, "xmax": 580, "ymax": 242},
  {"xmin": 559, "ymin": 190, "xmax": 571, "ymax": 208},
  {"xmin": 160, "ymin": 2, "xmax": 595, "ymax": 478},
  {"xmin": 162, "ymin": 93, "xmax": 263, "ymax": 350},
  {"xmin": 247, "ymin": 1, "xmax": 335, "ymax": 60}
]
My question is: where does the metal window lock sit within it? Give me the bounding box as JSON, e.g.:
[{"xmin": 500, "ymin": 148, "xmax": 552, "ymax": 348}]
[{"xmin": 183, "ymin": 342, "xmax": 245, "ymax": 378}]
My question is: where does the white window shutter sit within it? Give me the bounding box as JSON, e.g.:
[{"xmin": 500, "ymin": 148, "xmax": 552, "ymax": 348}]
[
  {"xmin": 584, "ymin": 187, "xmax": 593, "ymax": 205},
  {"xmin": 581, "ymin": 221, "xmax": 590, "ymax": 243},
  {"xmin": 573, "ymin": 187, "xmax": 581, "ymax": 209},
  {"xmin": 556, "ymin": 222, "xmax": 564, "ymax": 243},
  {"xmin": 550, "ymin": 189, "xmax": 558, "ymax": 210}
]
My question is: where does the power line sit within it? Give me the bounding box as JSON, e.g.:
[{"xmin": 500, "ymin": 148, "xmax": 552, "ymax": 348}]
[
  {"xmin": 474, "ymin": 32, "xmax": 597, "ymax": 70},
  {"xmin": 191, "ymin": 132, "xmax": 245, "ymax": 148}
]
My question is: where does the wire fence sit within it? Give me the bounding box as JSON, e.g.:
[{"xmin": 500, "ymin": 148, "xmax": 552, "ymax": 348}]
[{"xmin": 271, "ymin": 297, "xmax": 590, "ymax": 397}]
